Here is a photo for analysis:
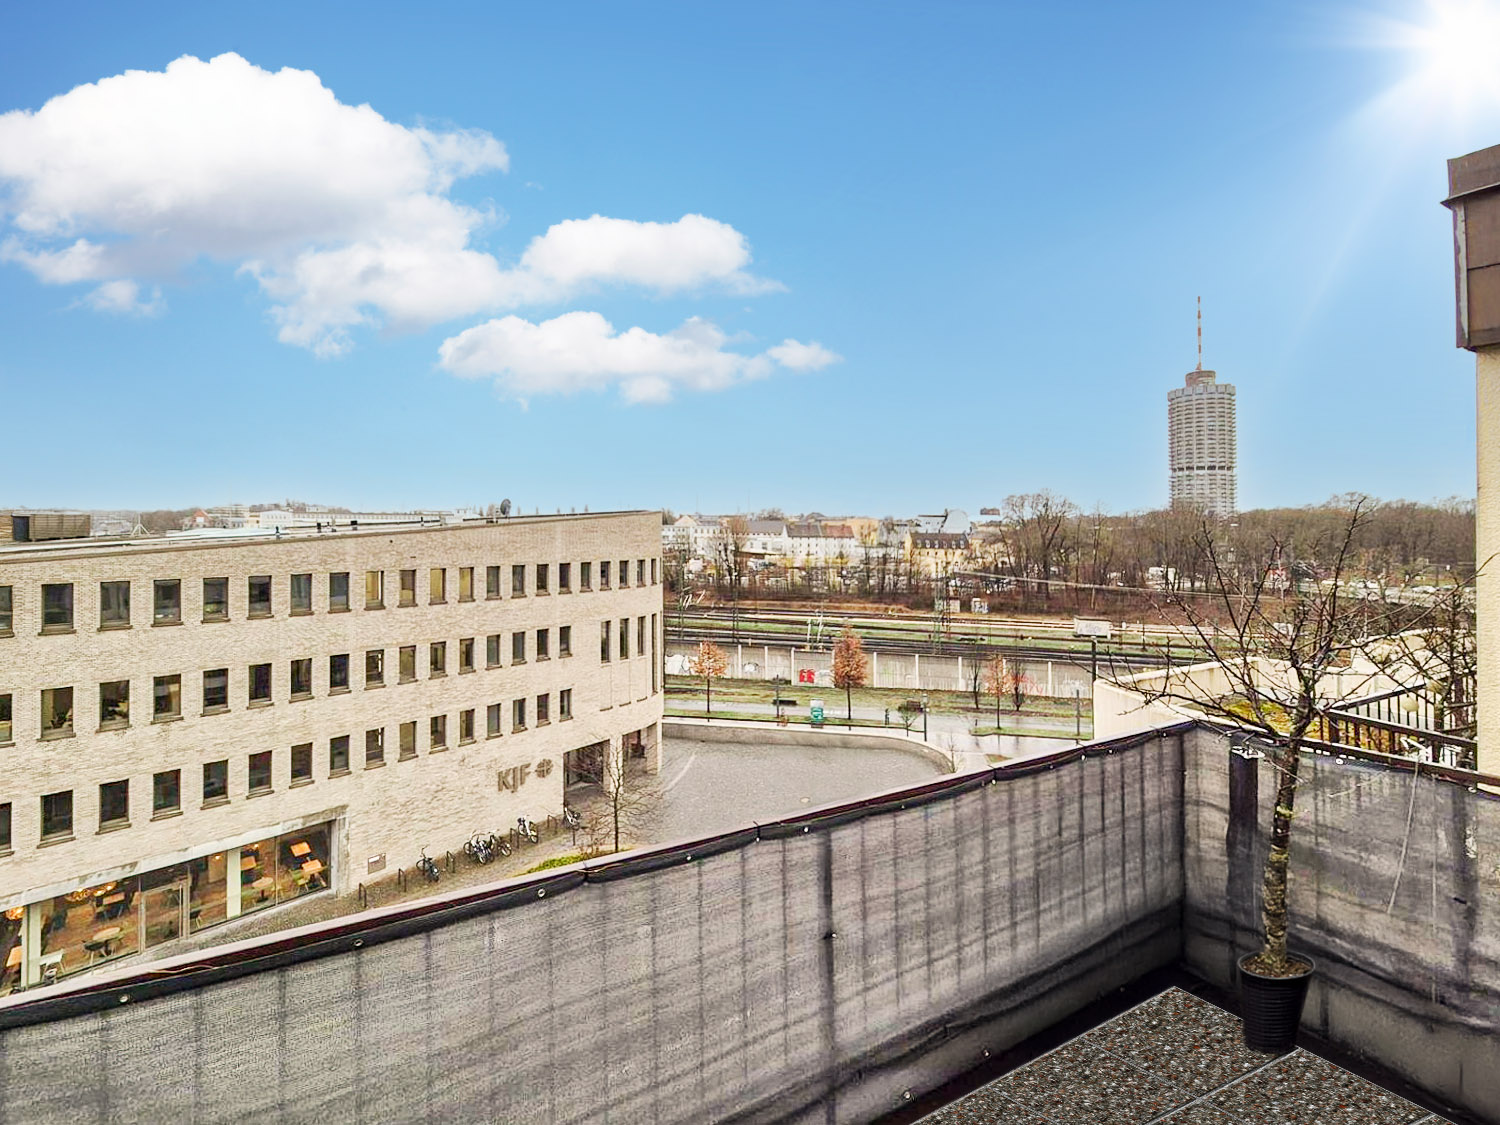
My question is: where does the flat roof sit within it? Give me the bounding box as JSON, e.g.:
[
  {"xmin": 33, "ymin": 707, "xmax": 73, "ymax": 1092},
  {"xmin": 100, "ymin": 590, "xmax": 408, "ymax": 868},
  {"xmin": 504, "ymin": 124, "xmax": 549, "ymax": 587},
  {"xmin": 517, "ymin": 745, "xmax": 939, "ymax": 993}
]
[{"xmin": 0, "ymin": 509, "xmax": 656, "ymax": 564}]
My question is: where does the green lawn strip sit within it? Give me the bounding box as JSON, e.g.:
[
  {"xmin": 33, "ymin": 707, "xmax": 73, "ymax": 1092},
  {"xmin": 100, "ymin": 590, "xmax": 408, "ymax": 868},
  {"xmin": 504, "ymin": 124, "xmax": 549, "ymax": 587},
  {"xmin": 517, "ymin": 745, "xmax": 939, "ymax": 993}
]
[
  {"xmin": 664, "ymin": 708, "xmax": 895, "ymax": 729},
  {"xmin": 663, "ymin": 676, "xmax": 1090, "ymax": 720},
  {"xmin": 971, "ymin": 726, "xmax": 1085, "ymax": 740}
]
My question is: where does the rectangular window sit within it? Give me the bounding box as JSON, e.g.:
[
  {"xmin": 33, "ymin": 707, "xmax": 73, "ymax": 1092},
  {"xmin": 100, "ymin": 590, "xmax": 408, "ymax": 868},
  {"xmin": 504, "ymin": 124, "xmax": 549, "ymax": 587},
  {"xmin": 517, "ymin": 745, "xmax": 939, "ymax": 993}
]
[
  {"xmin": 619, "ymin": 618, "xmax": 630, "ymax": 660},
  {"xmin": 638, "ymin": 615, "xmax": 646, "ymax": 657},
  {"xmin": 329, "ymin": 653, "xmax": 350, "ymax": 692},
  {"xmin": 486, "ymin": 565, "xmax": 501, "ymax": 598},
  {"xmin": 203, "ymin": 668, "xmax": 229, "ymax": 712},
  {"xmin": 0, "ymin": 585, "xmax": 11, "ymax": 633},
  {"xmin": 459, "ymin": 567, "xmax": 474, "ymax": 602},
  {"xmin": 203, "ymin": 760, "xmax": 228, "ymax": 804},
  {"xmin": 291, "ymin": 743, "xmax": 313, "ymax": 784},
  {"xmin": 399, "ymin": 569, "xmax": 417, "ymax": 607},
  {"xmin": 512, "ymin": 697, "xmax": 527, "ymax": 731},
  {"xmin": 559, "ymin": 688, "xmax": 572, "ymax": 720},
  {"xmin": 0, "ymin": 802, "xmax": 9, "ymax": 850},
  {"xmin": 459, "ymin": 708, "xmax": 475, "ymax": 743},
  {"xmin": 511, "ymin": 564, "xmax": 526, "ymax": 596},
  {"xmin": 620, "ymin": 561, "xmax": 629, "ymax": 589},
  {"xmin": 558, "ymin": 562, "xmax": 571, "ymax": 592},
  {"xmin": 329, "ymin": 735, "xmax": 350, "ymax": 775},
  {"xmin": 202, "ymin": 577, "xmax": 228, "ymax": 621},
  {"xmin": 600, "ymin": 560, "xmax": 611, "ymax": 589},
  {"xmin": 429, "ymin": 567, "xmax": 446, "ymax": 603},
  {"xmin": 290, "ymin": 658, "xmax": 313, "ymax": 699},
  {"xmin": 248, "ymin": 575, "xmax": 272, "ymax": 618},
  {"xmin": 399, "ymin": 721, "xmax": 417, "ymax": 759},
  {"xmin": 248, "ymin": 751, "xmax": 273, "ymax": 793},
  {"xmin": 152, "ymin": 769, "xmax": 181, "ymax": 816},
  {"xmin": 248, "ymin": 663, "xmax": 272, "ymax": 705},
  {"xmin": 365, "ymin": 728, "xmax": 384, "ymax": 766},
  {"xmin": 365, "ymin": 570, "xmax": 384, "ymax": 608},
  {"xmin": 536, "ymin": 563, "xmax": 549, "ymax": 594},
  {"xmin": 559, "ymin": 625, "xmax": 572, "ymax": 656},
  {"xmin": 329, "ymin": 572, "xmax": 350, "ymax": 612},
  {"xmin": 41, "ymin": 790, "xmax": 72, "ymax": 840},
  {"xmin": 512, "ymin": 631, "xmax": 526, "ymax": 663},
  {"xmin": 41, "ymin": 686, "xmax": 73, "ymax": 737},
  {"xmin": 486, "ymin": 633, "xmax": 501, "ymax": 668},
  {"xmin": 99, "ymin": 779, "xmax": 129, "ymax": 828},
  {"xmin": 41, "ymin": 582, "xmax": 73, "ymax": 632},
  {"xmin": 537, "ymin": 628, "xmax": 550, "ymax": 659},
  {"xmin": 152, "ymin": 578, "xmax": 181, "ymax": 623},
  {"xmin": 651, "ymin": 613, "xmax": 659, "ymax": 693},
  {"xmin": 581, "ymin": 562, "xmax": 592, "ymax": 590},
  {"xmin": 0, "ymin": 693, "xmax": 11, "ymax": 743},
  {"xmin": 99, "ymin": 680, "xmax": 130, "ymax": 729},
  {"xmin": 487, "ymin": 703, "xmax": 502, "ymax": 737},
  {"xmin": 99, "ymin": 581, "xmax": 130, "ymax": 628},
  {"xmin": 601, "ymin": 620, "xmax": 611, "ymax": 662},
  {"xmin": 536, "ymin": 693, "xmax": 549, "ymax": 725},
  {"xmin": 430, "ymin": 714, "xmax": 447, "ymax": 749},
  {"xmin": 365, "ymin": 649, "xmax": 384, "ymax": 687},
  {"xmin": 459, "ymin": 637, "xmax": 475, "ymax": 673},
  {"xmin": 290, "ymin": 573, "xmax": 313, "ymax": 614},
  {"xmin": 399, "ymin": 645, "xmax": 417, "ymax": 683},
  {"xmin": 154, "ymin": 674, "xmax": 182, "ymax": 719},
  {"xmin": 430, "ymin": 641, "xmax": 447, "ymax": 677},
  {"xmin": 638, "ymin": 560, "xmax": 646, "ymax": 586},
  {"xmin": 652, "ymin": 558, "xmax": 658, "ymax": 585}
]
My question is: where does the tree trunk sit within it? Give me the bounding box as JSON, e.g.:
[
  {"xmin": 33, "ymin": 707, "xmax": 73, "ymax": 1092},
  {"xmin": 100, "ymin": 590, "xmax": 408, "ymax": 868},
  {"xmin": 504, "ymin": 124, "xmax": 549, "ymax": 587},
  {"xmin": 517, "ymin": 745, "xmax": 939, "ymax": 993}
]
[
  {"xmin": 705, "ymin": 677, "xmax": 712, "ymax": 719},
  {"xmin": 1258, "ymin": 741, "xmax": 1302, "ymax": 972},
  {"xmin": 846, "ymin": 684, "xmax": 852, "ymax": 729}
]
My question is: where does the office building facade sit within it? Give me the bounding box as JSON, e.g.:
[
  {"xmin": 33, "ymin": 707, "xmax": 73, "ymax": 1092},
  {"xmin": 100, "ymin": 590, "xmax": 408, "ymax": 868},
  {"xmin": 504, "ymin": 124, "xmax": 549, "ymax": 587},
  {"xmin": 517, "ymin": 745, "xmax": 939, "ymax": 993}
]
[{"xmin": 0, "ymin": 511, "xmax": 663, "ymax": 989}]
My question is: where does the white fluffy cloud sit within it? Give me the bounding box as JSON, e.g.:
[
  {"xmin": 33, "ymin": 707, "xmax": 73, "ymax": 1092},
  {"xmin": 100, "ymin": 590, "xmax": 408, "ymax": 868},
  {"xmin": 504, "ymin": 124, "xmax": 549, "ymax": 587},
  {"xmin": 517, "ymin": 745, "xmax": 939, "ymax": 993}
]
[
  {"xmin": 438, "ymin": 311, "xmax": 840, "ymax": 403},
  {"xmin": 0, "ymin": 53, "xmax": 781, "ymax": 355}
]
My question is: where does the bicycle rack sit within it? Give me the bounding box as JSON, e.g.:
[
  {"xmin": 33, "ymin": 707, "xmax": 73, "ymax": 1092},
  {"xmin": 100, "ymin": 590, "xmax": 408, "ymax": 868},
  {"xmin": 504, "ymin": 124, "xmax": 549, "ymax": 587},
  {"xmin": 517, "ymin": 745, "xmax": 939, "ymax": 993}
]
[
  {"xmin": 357, "ymin": 883, "xmax": 368, "ymax": 909},
  {"xmin": 445, "ymin": 850, "xmax": 457, "ymax": 873},
  {"xmin": 397, "ymin": 868, "xmax": 407, "ymax": 893}
]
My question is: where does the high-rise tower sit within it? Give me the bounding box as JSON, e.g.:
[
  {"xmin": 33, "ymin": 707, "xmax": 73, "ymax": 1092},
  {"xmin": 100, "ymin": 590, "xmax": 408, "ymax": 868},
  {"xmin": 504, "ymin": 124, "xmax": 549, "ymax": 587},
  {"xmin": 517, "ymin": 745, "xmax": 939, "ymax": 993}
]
[{"xmin": 1167, "ymin": 300, "xmax": 1237, "ymax": 514}]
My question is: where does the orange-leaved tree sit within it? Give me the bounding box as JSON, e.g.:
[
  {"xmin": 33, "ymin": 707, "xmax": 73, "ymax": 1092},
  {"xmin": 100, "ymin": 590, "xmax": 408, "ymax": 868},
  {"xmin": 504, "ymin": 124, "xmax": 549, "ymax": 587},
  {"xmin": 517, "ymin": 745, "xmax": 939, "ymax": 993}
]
[
  {"xmin": 832, "ymin": 627, "xmax": 869, "ymax": 728},
  {"xmin": 982, "ymin": 653, "xmax": 1007, "ymax": 730},
  {"xmin": 688, "ymin": 641, "xmax": 729, "ymax": 719}
]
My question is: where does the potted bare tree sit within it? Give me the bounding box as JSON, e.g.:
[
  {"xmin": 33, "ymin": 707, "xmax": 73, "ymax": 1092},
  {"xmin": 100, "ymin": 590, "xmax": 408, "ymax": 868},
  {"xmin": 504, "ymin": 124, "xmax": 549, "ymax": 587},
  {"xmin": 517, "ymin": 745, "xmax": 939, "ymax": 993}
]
[{"xmin": 1110, "ymin": 499, "xmax": 1469, "ymax": 1051}]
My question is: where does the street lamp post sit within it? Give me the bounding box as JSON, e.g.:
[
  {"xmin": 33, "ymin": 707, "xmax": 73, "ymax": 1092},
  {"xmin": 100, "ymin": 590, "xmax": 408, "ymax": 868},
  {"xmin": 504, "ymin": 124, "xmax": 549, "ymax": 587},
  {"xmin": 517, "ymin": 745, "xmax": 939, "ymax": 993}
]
[{"xmin": 922, "ymin": 692, "xmax": 929, "ymax": 742}]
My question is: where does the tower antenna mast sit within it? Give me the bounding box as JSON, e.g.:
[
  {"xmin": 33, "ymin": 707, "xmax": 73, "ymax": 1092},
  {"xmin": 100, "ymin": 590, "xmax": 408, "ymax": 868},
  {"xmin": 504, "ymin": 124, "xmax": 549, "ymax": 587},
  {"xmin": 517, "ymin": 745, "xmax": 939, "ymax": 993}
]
[{"xmin": 1196, "ymin": 296, "xmax": 1202, "ymax": 371}]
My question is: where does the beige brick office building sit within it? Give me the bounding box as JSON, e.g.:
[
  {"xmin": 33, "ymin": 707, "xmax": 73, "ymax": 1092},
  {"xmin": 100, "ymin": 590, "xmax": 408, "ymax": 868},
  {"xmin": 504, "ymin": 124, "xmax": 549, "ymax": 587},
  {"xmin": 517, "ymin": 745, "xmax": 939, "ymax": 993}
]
[{"xmin": 0, "ymin": 511, "xmax": 663, "ymax": 990}]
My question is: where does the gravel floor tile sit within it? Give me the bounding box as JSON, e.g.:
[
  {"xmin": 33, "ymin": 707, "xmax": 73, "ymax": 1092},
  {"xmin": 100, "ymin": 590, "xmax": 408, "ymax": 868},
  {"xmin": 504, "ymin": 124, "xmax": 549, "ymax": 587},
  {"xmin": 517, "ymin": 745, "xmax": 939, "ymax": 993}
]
[
  {"xmin": 989, "ymin": 1039, "xmax": 1193, "ymax": 1125},
  {"xmin": 918, "ymin": 1088, "xmax": 1052, "ymax": 1124},
  {"xmin": 1083, "ymin": 988, "xmax": 1277, "ymax": 1095},
  {"xmin": 1210, "ymin": 1049, "xmax": 1431, "ymax": 1125},
  {"xmin": 1151, "ymin": 1102, "xmax": 1245, "ymax": 1125}
]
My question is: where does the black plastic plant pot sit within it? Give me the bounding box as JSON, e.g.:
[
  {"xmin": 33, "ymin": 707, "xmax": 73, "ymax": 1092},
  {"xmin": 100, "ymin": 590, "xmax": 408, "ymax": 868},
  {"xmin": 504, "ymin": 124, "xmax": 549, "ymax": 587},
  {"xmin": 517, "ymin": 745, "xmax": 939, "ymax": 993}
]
[{"xmin": 1238, "ymin": 952, "xmax": 1315, "ymax": 1054}]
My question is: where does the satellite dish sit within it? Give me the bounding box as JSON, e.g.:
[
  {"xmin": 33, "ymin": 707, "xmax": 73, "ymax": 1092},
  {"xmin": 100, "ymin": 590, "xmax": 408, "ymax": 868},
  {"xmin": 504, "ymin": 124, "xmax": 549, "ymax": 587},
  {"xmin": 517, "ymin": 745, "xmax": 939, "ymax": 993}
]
[{"xmin": 499, "ymin": 499, "xmax": 512, "ymax": 516}]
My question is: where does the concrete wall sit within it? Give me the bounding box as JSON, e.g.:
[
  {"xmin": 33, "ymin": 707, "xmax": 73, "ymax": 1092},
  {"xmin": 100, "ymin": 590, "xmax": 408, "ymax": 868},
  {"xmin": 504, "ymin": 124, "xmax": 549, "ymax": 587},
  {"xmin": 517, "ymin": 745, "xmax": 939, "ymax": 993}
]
[
  {"xmin": 668, "ymin": 641, "xmax": 1086, "ymax": 698},
  {"xmin": 1478, "ymin": 348, "xmax": 1500, "ymax": 777},
  {"xmin": 663, "ymin": 717, "xmax": 956, "ymax": 772}
]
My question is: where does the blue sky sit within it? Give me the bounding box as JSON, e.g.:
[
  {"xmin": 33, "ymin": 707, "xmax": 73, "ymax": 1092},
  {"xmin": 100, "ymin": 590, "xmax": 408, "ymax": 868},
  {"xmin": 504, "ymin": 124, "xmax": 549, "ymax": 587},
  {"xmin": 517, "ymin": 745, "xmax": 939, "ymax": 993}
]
[{"xmin": 2, "ymin": 1, "xmax": 1498, "ymax": 517}]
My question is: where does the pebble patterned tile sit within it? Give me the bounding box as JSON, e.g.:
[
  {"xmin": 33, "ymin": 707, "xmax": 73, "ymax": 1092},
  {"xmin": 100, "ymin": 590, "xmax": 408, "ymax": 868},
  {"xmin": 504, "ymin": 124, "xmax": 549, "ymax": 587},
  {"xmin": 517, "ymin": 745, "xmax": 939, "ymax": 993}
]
[
  {"xmin": 1082, "ymin": 988, "xmax": 1278, "ymax": 1096},
  {"xmin": 1152, "ymin": 1103, "xmax": 1244, "ymax": 1125},
  {"xmin": 916, "ymin": 1090, "xmax": 1052, "ymax": 1125},
  {"xmin": 1208, "ymin": 1049, "xmax": 1432, "ymax": 1125},
  {"xmin": 984, "ymin": 1039, "xmax": 1194, "ymax": 1125}
]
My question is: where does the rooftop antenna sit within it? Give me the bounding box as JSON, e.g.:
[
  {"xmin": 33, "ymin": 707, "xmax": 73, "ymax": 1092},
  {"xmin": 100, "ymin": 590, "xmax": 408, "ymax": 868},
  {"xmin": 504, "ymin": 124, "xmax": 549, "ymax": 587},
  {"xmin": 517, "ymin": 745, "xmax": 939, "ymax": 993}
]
[{"xmin": 1196, "ymin": 296, "xmax": 1202, "ymax": 371}]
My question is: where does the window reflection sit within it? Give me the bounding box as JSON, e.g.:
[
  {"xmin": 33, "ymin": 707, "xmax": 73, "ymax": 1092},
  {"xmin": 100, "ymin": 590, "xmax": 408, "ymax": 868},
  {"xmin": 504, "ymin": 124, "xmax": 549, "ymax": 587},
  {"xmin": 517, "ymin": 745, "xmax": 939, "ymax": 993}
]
[{"xmin": 39, "ymin": 877, "xmax": 140, "ymax": 979}]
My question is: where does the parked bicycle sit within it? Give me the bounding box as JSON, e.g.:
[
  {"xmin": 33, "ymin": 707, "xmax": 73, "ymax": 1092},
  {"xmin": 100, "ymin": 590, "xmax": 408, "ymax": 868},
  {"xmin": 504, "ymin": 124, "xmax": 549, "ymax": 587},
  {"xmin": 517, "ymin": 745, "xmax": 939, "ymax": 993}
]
[
  {"xmin": 415, "ymin": 846, "xmax": 441, "ymax": 883},
  {"xmin": 562, "ymin": 805, "xmax": 583, "ymax": 830},
  {"xmin": 491, "ymin": 830, "xmax": 511, "ymax": 857},
  {"xmin": 516, "ymin": 815, "xmax": 539, "ymax": 844},
  {"xmin": 464, "ymin": 831, "xmax": 495, "ymax": 865}
]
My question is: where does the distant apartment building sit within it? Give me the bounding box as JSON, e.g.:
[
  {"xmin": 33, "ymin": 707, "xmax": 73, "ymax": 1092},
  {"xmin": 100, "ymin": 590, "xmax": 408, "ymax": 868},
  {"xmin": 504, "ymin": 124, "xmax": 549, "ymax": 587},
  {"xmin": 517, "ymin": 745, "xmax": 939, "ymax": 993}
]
[
  {"xmin": 1167, "ymin": 368, "xmax": 1237, "ymax": 514},
  {"xmin": 0, "ymin": 511, "xmax": 663, "ymax": 991}
]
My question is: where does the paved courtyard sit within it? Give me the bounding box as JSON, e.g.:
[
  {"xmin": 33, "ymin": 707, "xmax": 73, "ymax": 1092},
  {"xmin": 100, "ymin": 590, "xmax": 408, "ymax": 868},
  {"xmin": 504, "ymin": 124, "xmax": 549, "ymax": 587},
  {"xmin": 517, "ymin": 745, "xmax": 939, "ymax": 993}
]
[{"xmin": 918, "ymin": 987, "xmax": 1458, "ymax": 1125}]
